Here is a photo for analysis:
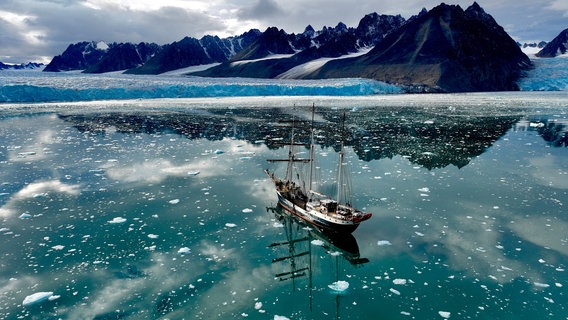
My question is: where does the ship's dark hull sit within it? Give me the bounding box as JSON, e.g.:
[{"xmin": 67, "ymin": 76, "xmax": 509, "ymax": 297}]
[{"xmin": 276, "ymin": 191, "xmax": 359, "ymax": 234}]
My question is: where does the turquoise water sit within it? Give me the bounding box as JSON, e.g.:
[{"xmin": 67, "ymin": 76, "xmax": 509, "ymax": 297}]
[{"xmin": 0, "ymin": 94, "xmax": 567, "ymax": 319}]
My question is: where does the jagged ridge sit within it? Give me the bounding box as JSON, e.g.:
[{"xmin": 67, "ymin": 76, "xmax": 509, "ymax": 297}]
[{"xmin": 536, "ymin": 28, "xmax": 568, "ymax": 57}]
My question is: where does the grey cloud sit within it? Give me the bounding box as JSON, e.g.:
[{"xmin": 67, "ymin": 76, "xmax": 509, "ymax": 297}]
[
  {"xmin": 237, "ymin": 0, "xmax": 285, "ymax": 20},
  {"xmin": 1, "ymin": 0, "xmax": 567, "ymax": 63}
]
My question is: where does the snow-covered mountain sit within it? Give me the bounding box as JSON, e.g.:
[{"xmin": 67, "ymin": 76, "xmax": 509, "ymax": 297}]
[
  {"xmin": 536, "ymin": 28, "xmax": 568, "ymax": 57},
  {"xmin": 0, "ymin": 61, "xmax": 43, "ymax": 70},
  {"xmin": 196, "ymin": 2, "xmax": 531, "ymax": 92},
  {"xmin": 40, "ymin": 2, "xmax": 567, "ymax": 93},
  {"xmin": 44, "ymin": 11, "xmax": 405, "ymax": 75}
]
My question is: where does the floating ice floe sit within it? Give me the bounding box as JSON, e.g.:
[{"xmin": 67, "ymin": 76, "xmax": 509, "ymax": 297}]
[
  {"xmin": 328, "ymin": 280, "xmax": 349, "ymax": 292},
  {"xmin": 51, "ymin": 245, "xmax": 65, "ymax": 250},
  {"xmin": 438, "ymin": 311, "xmax": 451, "ymax": 319},
  {"xmin": 393, "ymin": 279, "xmax": 407, "ymax": 285},
  {"xmin": 148, "ymin": 234, "xmax": 159, "ymax": 239},
  {"xmin": 311, "ymin": 239, "xmax": 324, "ymax": 246},
  {"xmin": 418, "ymin": 187, "xmax": 430, "ymax": 193},
  {"xmin": 534, "ymin": 282, "xmax": 550, "ymax": 288},
  {"xmin": 108, "ymin": 217, "xmax": 127, "ymax": 224},
  {"xmin": 273, "ymin": 222, "xmax": 284, "ymax": 228},
  {"xmin": 254, "ymin": 301, "xmax": 263, "ymax": 310},
  {"xmin": 22, "ymin": 291, "xmax": 56, "ymax": 306},
  {"xmin": 18, "ymin": 213, "xmax": 32, "ymax": 219},
  {"xmin": 274, "ymin": 316, "xmax": 290, "ymax": 320},
  {"xmin": 389, "ymin": 288, "xmax": 401, "ymax": 295},
  {"xmin": 214, "ymin": 149, "xmax": 224, "ymax": 154},
  {"xmin": 169, "ymin": 199, "xmax": 180, "ymax": 204},
  {"xmin": 178, "ymin": 247, "xmax": 191, "ymax": 254},
  {"xmin": 377, "ymin": 240, "xmax": 392, "ymax": 246},
  {"xmin": 187, "ymin": 171, "xmax": 200, "ymax": 176},
  {"xmin": 242, "ymin": 208, "xmax": 253, "ymax": 213},
  {"xmin": 225, "ymin": 223, "xmax": 237, "ymax": 228}
]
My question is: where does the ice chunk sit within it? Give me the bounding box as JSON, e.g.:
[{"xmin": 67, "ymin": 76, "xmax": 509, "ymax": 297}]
[
  {"xmin": 328, "ymin": 280, "xmax": 349, "ymax": 292},
  {"xmin": 178, "ymin": 247, "xmax": 190, "ymax": 254},
  {"xmin": 418, "ymin": 187, "xmax": 430, "ymax": 193},
  {"xmin": 242, "ymin": 208, "xmax": 253, "ymax": 213},
  {"xmin": 188, "ymin": 171, "xmax": 200, "ymax": 176},
  {"xmin": 393, "ymin": 279, "xmax": 407, "ymax": 285},
  {"xmin": 273, "ymin": 222, "xmax": 284, "ymax": 228},
  {"xmin": 274, "ymin": 316, "xmax": 290, "ymax": 320},
  {"xmin": 51, "ymin": 245, "xmax": 65, "ymax": 250},
  {"xmin": 148, "ymin": 234, "xmax": 159, "ymax": 239},
  {"xmin": 169, "ymin": 199, "xmax": 180, "ymax": 204},
  {"xmin": 438, "ymin": 311, "xmax": 451, "ymax": 318},
  {"xmin": 254, "ymin": 302, "xmax": 263, "ymax": 310},
  {"xmin": 225, "ymin": 223, "xmax": 237, "ymax": 228},
  {"xmin": 108, "ymin": 217, "xmax": 127, "ymax": 224},
  {"xmin": 22, "ymin": 292, "xmax": 54, "ymax": 306},
  {"xmin": 377, "ymin": 240, "xmax": 392, "ymax": 246},
  {"xmin": 214, "ymin": 149, "xmax": 224, "ymax": 154},
  {"xmin": 311, "ymin": 239, "xmax": 324, "ymax": 246},
  {"xmin": 389, "ymin": 288, "xmax": 401, "ymax": 295},
  {"xmin": 19, "ymin": 213, "xmax": 32, "ymax": 219}
]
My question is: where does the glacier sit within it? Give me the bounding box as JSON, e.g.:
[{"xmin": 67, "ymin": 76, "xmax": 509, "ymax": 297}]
[
  {"xmin": 0, "ymin": 53, "xmax": 566, "ymax": 103},
  {"xmin": 518, "ymin": 55, "xmax": 568, "ymax": 91},
  {"xmin": 0, "ymin": 70, "xmax": 401, "ymax": 103}
]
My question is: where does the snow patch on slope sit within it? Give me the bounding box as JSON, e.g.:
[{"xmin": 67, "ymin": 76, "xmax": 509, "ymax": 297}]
[{"xmin": 277, "ymin": 48, "xmax": 372, "ymax": 79}]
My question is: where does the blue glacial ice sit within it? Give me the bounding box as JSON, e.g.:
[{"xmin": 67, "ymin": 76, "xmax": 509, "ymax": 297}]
[
  {"xmin": 0, "ymin": 71, "xmax": 402, "ymax": 103},
  {"xmin": 518, "ymin": 56, "xmax": 568, "ymax": 91}
]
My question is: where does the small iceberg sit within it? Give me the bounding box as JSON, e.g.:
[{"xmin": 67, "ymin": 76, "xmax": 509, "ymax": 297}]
[
  {"xmin": 19, "ymin": 213, "xmax": 32, "ymax": 219},
  {"xmin": 108, "ymin": 217, "xmax": 127, "ymax": 224},
  {"xmin": 187, "ymin": 170, "xmax": 200, "ymax": 176},
  {"xmin": 225, "ymin": 223, "xmax": 237, "ymax": 228},
  {"xmin": 178, "ymin": 247, "xmax": 191, "ymax": 254},
  {"xmin": 168, "ymin": 199, "xmax": 180, "ymax": 204},
  {"xmin": 377, "ymin": 240, "xmax": 392, "ymax": 246},
  {"xmin": 273, "ymin": 222, "xmax": 284, "ymax": 228},
  {"xmin": 328, "ymin": 280, "xmax": 349, "ymax": 293},
  {"xmin": 22, "ymin": 292, "xmax": 54, "ymax": 306},
  {"xmin": 241, "ymin": 208, "xmax": 253, "ymax": 213},
  {"xmin": 311, "ymin": 239, "xmax": 324, "ymax": 246}
]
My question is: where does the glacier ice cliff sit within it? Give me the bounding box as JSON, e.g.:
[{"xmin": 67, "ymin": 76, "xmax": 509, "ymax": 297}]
[{"xmin": 0, "ymin": 72, "xmax": 401, "ymax": 103}]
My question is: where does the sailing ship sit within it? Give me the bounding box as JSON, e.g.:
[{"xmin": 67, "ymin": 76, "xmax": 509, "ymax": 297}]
[{"xmin": 265, "ymin": 105, "xmax": 372, "ymax": 234}]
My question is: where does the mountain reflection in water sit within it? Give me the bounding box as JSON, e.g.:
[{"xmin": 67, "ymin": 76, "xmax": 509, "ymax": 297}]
[{"xmin": 58, "ymin": 106, "xmax": 565, "ymax": 170}]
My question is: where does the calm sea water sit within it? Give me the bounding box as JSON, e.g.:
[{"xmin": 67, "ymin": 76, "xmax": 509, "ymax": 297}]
[{"xmin": 1, "ymin": 94, "xmax": 567, "ymax": 319}]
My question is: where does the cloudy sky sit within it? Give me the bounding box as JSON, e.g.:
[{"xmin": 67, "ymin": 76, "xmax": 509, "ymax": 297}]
[{"xmin": 0, "ymin": 0, "xmax": 566, "ymax": 64}]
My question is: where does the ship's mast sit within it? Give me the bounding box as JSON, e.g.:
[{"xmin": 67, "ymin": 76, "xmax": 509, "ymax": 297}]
[
  {"xmin": 308, "ymin": 103, "xmax": 315, "ymax": 196},
  {"xmin": 336, "ymin": 112, "xmax": 346, "ymax": 204},
  {"xmin": 286, "ymin": 115, "xmax": 296, "ymax": 182}
]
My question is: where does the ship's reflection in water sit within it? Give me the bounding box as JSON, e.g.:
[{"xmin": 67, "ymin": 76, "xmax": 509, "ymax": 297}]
[{"xmin": 267, "ymin": 206, "xmax": 369, "ymax": 318}]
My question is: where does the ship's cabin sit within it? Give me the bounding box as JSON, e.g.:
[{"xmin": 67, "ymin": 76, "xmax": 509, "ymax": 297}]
[{"xmin": 320, "ymin": 199, "xmax": 338, "ymax": 213}]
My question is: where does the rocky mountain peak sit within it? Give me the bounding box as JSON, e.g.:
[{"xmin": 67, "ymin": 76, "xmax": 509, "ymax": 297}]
[{"xmin": 536, "ymin": 28, "xmax": 568, "ymax": 57}]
